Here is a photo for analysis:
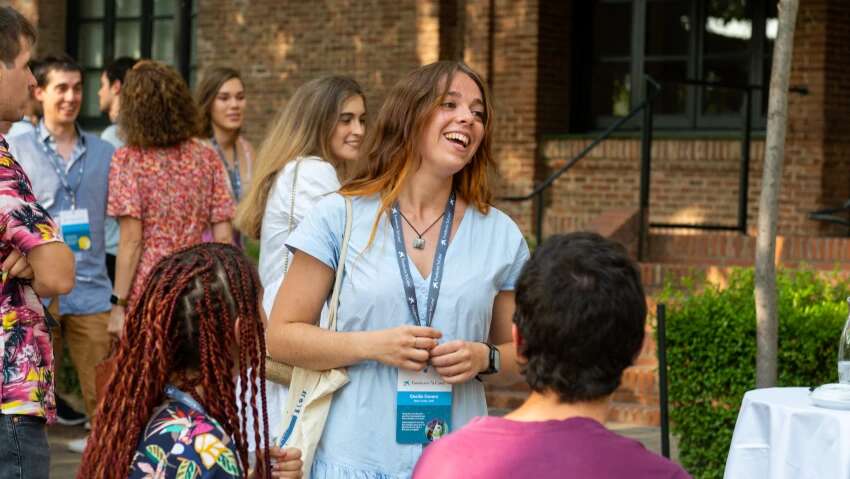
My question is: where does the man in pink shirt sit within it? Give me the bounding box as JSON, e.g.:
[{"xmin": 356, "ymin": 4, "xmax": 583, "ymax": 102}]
[
  {"xmin": 0, "ymin": 7, "xmax": 76, "ymax": 478},
  {"xmin": 414, "ymin": 232, "xmax": 690, "ymax": 479}
]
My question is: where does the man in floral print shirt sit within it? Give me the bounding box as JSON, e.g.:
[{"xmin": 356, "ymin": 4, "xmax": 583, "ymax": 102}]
[{"xmin": 0, "ymin": 7, "xmax": 76, "ymax": 479}]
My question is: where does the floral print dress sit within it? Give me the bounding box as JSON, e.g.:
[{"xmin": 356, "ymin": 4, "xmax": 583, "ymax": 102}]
[
  {"xmin": 130, "ymin": 391, "xmax": 241, "ymax": 478},
  {"xmin": 107, "ymin": 139, "xmax": 235, "ymax": 304},
  {"xmin": 0, "ymin": 136, "xmax": 62, "ymax": 421}
]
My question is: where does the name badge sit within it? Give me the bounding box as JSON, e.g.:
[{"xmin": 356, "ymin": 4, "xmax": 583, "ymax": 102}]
[
  {"xmin": 58, "ymin": 209, "xmax": 92, "ymax": 252},
  {"xmin": 396, "ymin": 367, "xmax": 452, "ymax": 444}
]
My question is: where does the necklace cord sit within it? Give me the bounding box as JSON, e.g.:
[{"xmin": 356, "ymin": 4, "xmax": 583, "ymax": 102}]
[{"xmin": 397, "ymin": 210, "xmax": 446, "ymax": 239}]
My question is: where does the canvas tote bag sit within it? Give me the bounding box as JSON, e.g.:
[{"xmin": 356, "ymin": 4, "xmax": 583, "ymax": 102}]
[{"xmin": 275, "ymin": 194, "xmax": 352, "ymax": 479}]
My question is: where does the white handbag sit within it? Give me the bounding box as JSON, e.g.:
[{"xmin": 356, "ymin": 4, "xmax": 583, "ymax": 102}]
[{"xmin": 276, "ymin": 195, "xmax": 352, "ymax": 479}]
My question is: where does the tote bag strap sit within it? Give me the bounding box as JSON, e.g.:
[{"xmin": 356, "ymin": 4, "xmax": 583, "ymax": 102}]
[
  {"xmin": 283, "ymin": 160, "xmax": 302, "ymax": 274},
  {"xmin": 327, "ymin": 197, "xmax": 352, "ymax": 333}
]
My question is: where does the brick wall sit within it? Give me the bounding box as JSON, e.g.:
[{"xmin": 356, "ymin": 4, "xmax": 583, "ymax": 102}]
[
  {"xmin": 195, "ymin": 0, "xmax": 434, "ymax": 146},
  {"xmin": 485, "ymin": 0, "xmax": 539, "ymax": 232},
  {"xmin": 0, "ymin": 0, "xmax": 64, "ymax": 56},
  {"xmin": 536, "ymin": 0, "xmax": 850, "ymax": 239}
]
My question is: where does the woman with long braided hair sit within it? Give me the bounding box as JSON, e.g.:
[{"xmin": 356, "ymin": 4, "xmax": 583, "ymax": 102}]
[{"xmin": 78, "ymin": 243, "xmax": 303, "ymax": 478}]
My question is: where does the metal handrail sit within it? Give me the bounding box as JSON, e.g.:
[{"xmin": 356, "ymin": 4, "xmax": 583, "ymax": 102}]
[{"xmin": 500, "ymin": 75, "xmax": 661, "ymax": 248}]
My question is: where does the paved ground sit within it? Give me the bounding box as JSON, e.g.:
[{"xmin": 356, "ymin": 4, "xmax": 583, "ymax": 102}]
[
  {"xmin": 47, "ymin": 421, "xmax": 681, "ymax": 479},
  {"xmin": 48, "ymin": 424, "xmax": 85, "ymax": 479}
]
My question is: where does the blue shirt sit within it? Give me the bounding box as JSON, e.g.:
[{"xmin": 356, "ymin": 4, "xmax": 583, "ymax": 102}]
[
  {"xmin": 100, "ymin": 123, "xmax": 124, "ymax": 256},
  {"xmin": 286, "ymin": 193, "xmax": 529, "ymax": 478},
  {"xmin": 8, "ymin": 121, "xmax": 113, "ymax": 315}
]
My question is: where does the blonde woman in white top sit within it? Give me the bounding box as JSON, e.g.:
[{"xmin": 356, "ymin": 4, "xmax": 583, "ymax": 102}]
[{"xmin": 235, "ymin": 75, "xmax": 366, "ymax": 444}]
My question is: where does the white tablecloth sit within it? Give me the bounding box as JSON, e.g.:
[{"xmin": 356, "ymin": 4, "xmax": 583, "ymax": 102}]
[{"xmin": 725, "ymin": 387, "xmax": 850, "ymax": 479}]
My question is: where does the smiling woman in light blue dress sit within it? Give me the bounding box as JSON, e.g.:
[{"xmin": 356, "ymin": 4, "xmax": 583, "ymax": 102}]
[{"xmin": 267, "ymin": 61, "xmax": 529, "ymax": 478}]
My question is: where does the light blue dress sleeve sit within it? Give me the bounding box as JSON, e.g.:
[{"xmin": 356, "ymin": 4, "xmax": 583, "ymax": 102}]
[
  {"xmin": 497, "ymin": 219, "xmax": 531, "ymax": 291},
  {"xmin": 285, "ymin": 193, "xmax": 346, "ymax": 271}
]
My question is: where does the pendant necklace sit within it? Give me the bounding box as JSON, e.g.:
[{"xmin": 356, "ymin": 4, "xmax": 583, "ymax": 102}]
[{"xmin": 397, "ymin": 209, "xmax": 445, "ymax": 250}]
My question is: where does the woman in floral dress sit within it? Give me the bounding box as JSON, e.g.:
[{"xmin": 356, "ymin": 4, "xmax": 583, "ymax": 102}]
[
  {"xmin": 106, "ymin": 61, "xmax": 235, "ymax": 337},
  {"xmin": 77, "ymin": 243, "xmax": 303, "ymax": 478}
]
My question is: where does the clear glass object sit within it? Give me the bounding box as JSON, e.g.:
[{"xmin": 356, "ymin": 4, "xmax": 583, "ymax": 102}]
[{"xmin": 838, "ymin": 297, "xmax": 850, "ymax": 384}]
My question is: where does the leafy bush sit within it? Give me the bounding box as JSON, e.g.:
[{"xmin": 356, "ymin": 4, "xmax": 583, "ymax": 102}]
[{"xmin": 661, "ymin": 268, "xmax": 848, "ymax": 479}]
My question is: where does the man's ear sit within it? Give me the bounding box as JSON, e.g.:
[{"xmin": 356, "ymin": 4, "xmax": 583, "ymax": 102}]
[
  {"xmin": 33, "ymin": 85, "xmax": 45, "ymax": 103},
  {"xmin": 111, "ymin": 79, "xmax": 121, "ymax": 95},
  {"xmin": 512, "ymin": 324, "xmax": 528, "ymax": 366}
]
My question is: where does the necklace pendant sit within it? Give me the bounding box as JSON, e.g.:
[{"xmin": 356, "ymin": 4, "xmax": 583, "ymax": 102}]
[{"xmin": 413, "ymin": 238, "xmax": 426, "ymax": 250}]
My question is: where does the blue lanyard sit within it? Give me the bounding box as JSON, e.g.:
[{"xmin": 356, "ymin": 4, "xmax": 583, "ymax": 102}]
[
  {"xmin": 35, "ymin": 123, "xmax": 85, "ymax": 209},
  {"xmin": 211, "ymin": 137, "xmax": 242, "ymax": 200},
  {"xmin": 164, "ymin": 384, "xmax": 207, "ymax": 414},
  {"xmin": 390, "ymin": 192, "xmax": 455, "ymax": 328}
]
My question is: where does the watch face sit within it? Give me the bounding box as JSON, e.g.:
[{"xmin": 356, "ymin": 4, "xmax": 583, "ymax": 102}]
[{"xmin": 493, "ymin": 347, "xmax": 501, "ymax": 372}]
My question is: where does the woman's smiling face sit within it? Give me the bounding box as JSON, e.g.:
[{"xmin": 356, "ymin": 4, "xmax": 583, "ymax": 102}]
[
  {"xmin": 329, "ymin": 94, "xmax": 366, "ymax": 163},
  {"xmin": 416, "ymin": 73, "xmax": 486, "ymax": 178}
]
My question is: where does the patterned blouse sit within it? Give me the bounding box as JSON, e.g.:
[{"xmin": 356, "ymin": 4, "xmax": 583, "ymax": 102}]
[
  {"xmin": 107, "ymin": 140, "xmax": 235, "ymax": 303},
  {"xmin": 130, "ymin": 394, "xmax": 241, "ymax": 478},
  {"xmin": 0, "ymin": 136, "xmax": 62, "ymax": 421}
]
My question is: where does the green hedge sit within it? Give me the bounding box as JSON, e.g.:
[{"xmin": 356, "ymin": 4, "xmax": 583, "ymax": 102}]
[{"xmin": 661, "ymin": 268, "xmax": 848, "ymax": 479}]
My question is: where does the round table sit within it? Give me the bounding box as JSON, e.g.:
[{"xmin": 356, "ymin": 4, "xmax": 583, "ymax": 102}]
[{"xmin": 724, "ymin": 387, "xmax": 850, "ymax": 479}]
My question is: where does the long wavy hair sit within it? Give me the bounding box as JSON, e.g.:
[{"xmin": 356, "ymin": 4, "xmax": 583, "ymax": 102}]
[
  {"xmin": 78, "ymin": 243, "xmax": 271, "ymax": 479},
  {"xmin": 195, "ymin": 66, "xmax": 243, "ymax": 138},
  {"xmin": 120, "ymin": 60, "xmax": 201, "ymax": 148},
  {"xmin": 235, "ymin": 76, "xmax": 364, "ymax": 239},
  {"xmin": 340, "ymin": 61, "xmax": 494, "ymax": 244}
]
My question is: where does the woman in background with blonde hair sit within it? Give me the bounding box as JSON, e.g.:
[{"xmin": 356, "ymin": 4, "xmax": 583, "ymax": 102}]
[{"xmin": 235, "ymin": 75, "xmax": 366, "ymax": 446}]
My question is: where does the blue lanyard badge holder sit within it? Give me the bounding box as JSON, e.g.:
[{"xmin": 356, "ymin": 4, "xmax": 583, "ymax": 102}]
[
  {"xmin": 38, "ymin": 125, "xmax": 92, "ymax": 253},
  {"xmin": 391, "ymin": 192, "xmax": 456, "ymax": 444}
]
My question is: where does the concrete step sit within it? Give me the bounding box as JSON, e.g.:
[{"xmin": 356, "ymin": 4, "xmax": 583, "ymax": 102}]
[{"xmin": 607, "ymin": 401, "xmax": 661, "ymax": 427}]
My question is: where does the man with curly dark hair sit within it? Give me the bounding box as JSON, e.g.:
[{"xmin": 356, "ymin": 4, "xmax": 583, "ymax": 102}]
[{"xmin": 414, "ymin": 232, "xmax": 691, "ymax": 478}]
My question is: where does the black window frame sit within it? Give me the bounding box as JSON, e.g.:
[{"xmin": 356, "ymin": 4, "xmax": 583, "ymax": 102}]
[
  {"xmin": 66, "ymin": 0, "xmax": 195, "ymax": 129},
  {"xmin": 573, "ymin": 0, "xmax": 775, "ymax": 132}
]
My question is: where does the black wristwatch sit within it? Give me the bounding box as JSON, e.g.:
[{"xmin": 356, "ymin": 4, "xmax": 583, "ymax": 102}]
[
  {"xmin": 110, "ymin": 294, "xmax": 128, "ymax": 307},
  {"xmin": 479, "ymin": 342, "xmax": 500, "ymax": 375}
]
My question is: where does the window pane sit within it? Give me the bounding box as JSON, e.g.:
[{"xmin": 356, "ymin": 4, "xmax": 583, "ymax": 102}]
[
  {"xmin": 591, "ymin": 62, "xmax": 631, "ymax": 117},
  {"xmin": 593, "ymin": 2, "xmax": 630, "ymax": 57},
  {"xmin": 645, "ymin": 61, "xmax": 687, "ymax": 114},
  {"xmin": 116, "ymin": 0, "xmax": 142, "ymax": 17},
  {"xmin": 704, "ymin": 0, "xmax": 752, "ymax": 55},
  {"xmin": 702, "ymin": 58, "xmax": 748, "ymax": 114},
  {"xmin": 79, "ymin": 0, "xmax": 104, "ymax": 18},
  {"xmin": 190, "ymin": 16, "xmax": 197, "ymax": 65},
  {"xmin": 762, "ymin": 56, "xmax": 772, "ymax": 115},
  {"xmin": 153, "ymin": 19, "xmax": 175, "ymax": 64},
  {"xmin": 78, "ymin": 23, "xmax": 104, "ymax": 68},
  {"xmin": 646, "ymin": 0, "xmax": 691, "ymax": 56},
  {"xmin": 155, "ymin": 0, "xmax": 176, "ymax": 16},
  {"xmin": 765, "ymin": 1, "xmax": 777, "ymax": 54},
  {"xmin": 82, "ymin": 71, "xmax": 102, "ymax": 118},
  {"xmin": 115, "ymin": 20, "xmax": 142, "ymax": 58}
]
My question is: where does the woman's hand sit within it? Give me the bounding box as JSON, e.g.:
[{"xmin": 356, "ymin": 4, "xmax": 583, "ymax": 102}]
[
  {"xmin": 107, "ymin": 305, "xmax": 124, "ymax": 339},
  {"xmin": 363, "ymin": 325, "xmax": 442, "ymax": 371},
  {"xmin": 269, "ymin": 446, "xmax": 303, "ymax": 478},
  {"xmin": 429, "ymin": 340, "xmax": 489, "ymax": 384}
]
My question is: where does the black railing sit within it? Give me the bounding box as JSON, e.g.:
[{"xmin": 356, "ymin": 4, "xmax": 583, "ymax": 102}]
[
  {"xmin": 501, "ymin": 78, "xmax": 808, "ymax": 259},
  {"xmin": 501, "ymin": 75, "xmax": 661, "ymax": 252},
  {"xmin": 649, "ymin": 79, "xmax": 808, "ymax": 235}
]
